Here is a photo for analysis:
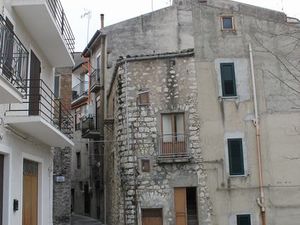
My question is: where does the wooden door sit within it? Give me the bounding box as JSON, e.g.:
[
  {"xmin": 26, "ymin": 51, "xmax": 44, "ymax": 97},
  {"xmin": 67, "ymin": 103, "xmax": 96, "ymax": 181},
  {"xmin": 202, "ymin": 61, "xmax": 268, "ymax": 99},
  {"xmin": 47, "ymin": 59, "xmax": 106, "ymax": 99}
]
[
  {"xmin": 29, "ymin": 51, "xmax": 41, "ymax": 116},
  {"xmin": 84, "ymin": 183, "xmax": 90, "ymax": 215},
  {"xmin": 0, "ymin": 155, "xmax": 4, "ymax": 225},
  {"xmin": 142, "ymin": 208, "xmax": 163, "ymax": 225},
  {"xmin": 3, "ymin": 17, "xmax": 14, "ymax": 79},
  {"xmin": 174, "ymin": 187, "xmax": 187, "ymax": 225},
  {"xmin": 23, "ymin": 160, "xmax": 38, "ymax": 225}
]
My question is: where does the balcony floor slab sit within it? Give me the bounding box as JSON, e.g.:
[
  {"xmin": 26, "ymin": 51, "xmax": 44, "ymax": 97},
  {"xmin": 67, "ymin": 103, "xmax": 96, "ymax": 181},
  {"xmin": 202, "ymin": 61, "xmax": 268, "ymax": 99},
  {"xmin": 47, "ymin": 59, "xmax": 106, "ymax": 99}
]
[{"xmin": 4, "ymin": 116, "xmax": 74, "ymax": 148}]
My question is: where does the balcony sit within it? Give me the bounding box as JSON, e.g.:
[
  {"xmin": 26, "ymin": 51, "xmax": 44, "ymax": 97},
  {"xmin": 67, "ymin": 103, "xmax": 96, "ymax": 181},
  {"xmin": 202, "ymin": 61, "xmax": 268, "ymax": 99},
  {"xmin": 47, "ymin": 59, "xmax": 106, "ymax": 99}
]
[
  {"xmin": 5, "ymin": 79, "xmax": 74, "ymax": 148},
  {"xmin": 11, "ymin": 0, "xmax": 75, "ymax": 67},
  {"xmin": 157, "ymin": 133, "xmax": 191, "ymax": 163},
  {"xmin": 71, "ymin": 81, "xmax": 88, "ymax": 107},
  {"xmin": 0, "ymin": 15, "xmax": 28, "ymax": 104},
  {"xmin": 81, "ymin": 115, "xmax": 102, "ymax": 139},
  {"xmin": 90, "ymin": 69, "xmax": 101, "ymax": 93}
]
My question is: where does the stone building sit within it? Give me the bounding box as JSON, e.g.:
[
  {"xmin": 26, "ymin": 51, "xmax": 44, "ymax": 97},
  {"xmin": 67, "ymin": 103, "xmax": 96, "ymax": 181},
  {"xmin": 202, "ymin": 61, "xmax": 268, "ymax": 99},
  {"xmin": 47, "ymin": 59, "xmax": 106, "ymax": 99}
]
[{"xmin": 71, "ymin": 0, "xmax": 300, "ymax": 225}]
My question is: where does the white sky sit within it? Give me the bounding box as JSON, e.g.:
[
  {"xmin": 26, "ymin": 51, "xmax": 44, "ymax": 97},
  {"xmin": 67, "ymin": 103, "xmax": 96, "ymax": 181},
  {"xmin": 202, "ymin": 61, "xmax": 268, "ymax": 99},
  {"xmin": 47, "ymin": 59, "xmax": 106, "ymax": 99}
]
[{"xmin": 60, "ymin": 0, "xmax": 300, "ymax": 51}]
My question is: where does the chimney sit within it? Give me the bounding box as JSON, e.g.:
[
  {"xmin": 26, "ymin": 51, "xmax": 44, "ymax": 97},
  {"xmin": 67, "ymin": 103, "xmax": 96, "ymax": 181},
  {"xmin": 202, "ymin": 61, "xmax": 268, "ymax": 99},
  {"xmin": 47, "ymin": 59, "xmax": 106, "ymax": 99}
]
[{"xmin": 100, "ymin": 14, "xmax": 104, "ymax": 29}]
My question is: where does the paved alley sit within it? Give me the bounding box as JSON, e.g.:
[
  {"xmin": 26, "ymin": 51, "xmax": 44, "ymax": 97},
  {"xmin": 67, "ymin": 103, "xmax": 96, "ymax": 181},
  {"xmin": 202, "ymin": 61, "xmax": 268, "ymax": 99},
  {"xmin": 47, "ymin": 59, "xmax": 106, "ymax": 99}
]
[{"xmin": 71, "ymin": 214, "xmax": 103, "ymax": 225}]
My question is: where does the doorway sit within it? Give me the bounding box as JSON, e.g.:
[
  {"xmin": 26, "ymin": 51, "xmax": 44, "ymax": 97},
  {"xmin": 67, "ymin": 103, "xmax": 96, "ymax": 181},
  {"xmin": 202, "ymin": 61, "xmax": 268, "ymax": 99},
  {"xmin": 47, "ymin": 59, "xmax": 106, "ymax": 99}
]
[
  {"xmin": 84, "ymin": 182, "xmax": 90, "ymax": 215},
  {"xmin": 142, "ymin": 208, "xmax": 163, "ymax": 225},
  {"xmin": 23, "ymin": 159, "xmax": 38, "ymax": 225},
  {"xmin": 174, "ymin": 187, "xmax": 198, "ymax": 225},
  {"xmin": 29, "ymin": 51, "xmax": 41, "ymax": 116}
]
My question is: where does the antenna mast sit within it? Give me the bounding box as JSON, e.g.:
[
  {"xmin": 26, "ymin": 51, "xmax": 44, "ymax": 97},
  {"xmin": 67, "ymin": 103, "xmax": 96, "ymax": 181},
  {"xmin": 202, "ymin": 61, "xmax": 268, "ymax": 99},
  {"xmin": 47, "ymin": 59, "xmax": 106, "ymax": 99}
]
[{"xmin": 81, "ymin": 9, "xmax": 92, "ymax": 44}]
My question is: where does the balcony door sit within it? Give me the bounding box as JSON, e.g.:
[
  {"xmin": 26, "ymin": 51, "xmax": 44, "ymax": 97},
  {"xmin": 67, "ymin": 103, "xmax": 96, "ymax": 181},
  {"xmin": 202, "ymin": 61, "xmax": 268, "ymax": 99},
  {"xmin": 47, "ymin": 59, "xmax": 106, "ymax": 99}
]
[
  {"xmin": 29, "ymin": 51, "xmax": 41, "ymax": 116},
  {"xmin": 3, "ymin": 17, "xmax": 14, "ymax": 79}
]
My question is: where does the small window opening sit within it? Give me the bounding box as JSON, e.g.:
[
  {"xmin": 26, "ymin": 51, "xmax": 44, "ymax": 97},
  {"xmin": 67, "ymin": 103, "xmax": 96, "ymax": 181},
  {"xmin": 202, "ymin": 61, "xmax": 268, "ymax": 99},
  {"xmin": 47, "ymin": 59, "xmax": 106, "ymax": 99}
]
[
  {"xmin": 222, "ymin": 16, "xmax": 234, "ymax": 30},
  {"xmin": 137, "ymin": 91, "xmax": 150, "ymax": 106},
  {"xmin": 141, "ymin": 159, "xmax": 150, "ymax": 172}
]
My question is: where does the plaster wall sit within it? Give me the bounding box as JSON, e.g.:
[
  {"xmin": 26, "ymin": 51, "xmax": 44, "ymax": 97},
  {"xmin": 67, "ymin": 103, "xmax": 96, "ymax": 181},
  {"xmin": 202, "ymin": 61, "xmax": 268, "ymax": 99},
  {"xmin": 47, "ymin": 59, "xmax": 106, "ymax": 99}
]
[{"xmin": 192, "ymin": 0, "xmax": 300, "ymax": 224}]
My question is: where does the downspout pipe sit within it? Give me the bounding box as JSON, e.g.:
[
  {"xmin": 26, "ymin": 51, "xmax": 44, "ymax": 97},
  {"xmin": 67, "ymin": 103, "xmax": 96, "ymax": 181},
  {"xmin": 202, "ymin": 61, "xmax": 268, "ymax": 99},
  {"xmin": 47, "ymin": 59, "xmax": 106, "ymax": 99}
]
[{"xmin": 249, "ymin": 43, "xmax": 266, "ymax": 225}]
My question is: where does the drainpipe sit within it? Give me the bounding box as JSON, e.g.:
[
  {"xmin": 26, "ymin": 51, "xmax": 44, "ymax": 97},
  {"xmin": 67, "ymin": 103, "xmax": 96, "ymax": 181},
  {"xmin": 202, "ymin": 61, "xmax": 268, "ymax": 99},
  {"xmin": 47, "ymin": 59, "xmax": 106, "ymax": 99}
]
[{"xmin": 249, "ymin": 43, "xmax": 266, "ymax": 225}]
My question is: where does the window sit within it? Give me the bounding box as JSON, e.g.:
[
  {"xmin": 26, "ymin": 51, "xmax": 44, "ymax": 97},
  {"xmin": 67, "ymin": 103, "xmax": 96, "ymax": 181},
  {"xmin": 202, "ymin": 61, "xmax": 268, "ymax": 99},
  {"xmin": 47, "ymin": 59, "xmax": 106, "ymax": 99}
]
[
  {"xmin": 76, "ymin": 152, "xmax": 81, "ymax": 169},
  {"xmin": 221, "ymin": 16, "xmax": 234, "ymax": 30},
  {"xmin": 74, "ymin": 108, "xmax": 81, "ymax": 131},
  {"xmin": 220, "ymin": 63, "xmax": 237, "ymax": 97},
  {"xmin": 141, "ymin": 159, "xmax": 150, "ymax": 172},
  {"xmin": 237, "ymin": 214, "xmax": 251, "ymax": 225},
  {"xmin": 137, "ymin": 91, "xmax": 150, "ymax": 106},
  {"xmin": 96, "ymin": 55, "xmax": 101, "ymax": 81},
  {"xmin": 161, "ymin": 113, "xmax": 185, "ymax": 155},
  {"xmin": 227, "ymin": 138, "xmax": 245, "ymax": 175},
  {"xmin": 79, "ymin": 181, "xmax": 83, "ymax": 191},
  {"xmin": 54, "ymin": 75, "xmax": 60, "ymax": 98}
]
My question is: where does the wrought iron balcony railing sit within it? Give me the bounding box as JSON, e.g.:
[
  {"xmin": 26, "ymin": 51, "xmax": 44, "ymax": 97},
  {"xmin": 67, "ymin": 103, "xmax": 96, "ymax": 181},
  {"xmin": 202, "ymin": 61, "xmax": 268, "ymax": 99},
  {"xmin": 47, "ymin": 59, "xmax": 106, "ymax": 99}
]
[
  {"xmin": 81, "ymin": 114, "xmax": 102, "ymax": 139},
  {"xmin": 7, "ymin": 79, "xmax": 73, "ymax": 138},
  {"xmin": 90, "ymin": 69, "xmax": 101, "ymax": 93},
  {"xmin": 72, "ymin": 81, "xmax": 88, "ymax": 102},
  {"xmin": 0, "ymin": 15, "xmax": 29, "ymax": 94},
  {"xmin": 159, "ymin": 133, "xmax": 188, "ymax": 157},
  {"xmin": 47, "ymin": 0, "xmax": 75, "ymax": 54}
]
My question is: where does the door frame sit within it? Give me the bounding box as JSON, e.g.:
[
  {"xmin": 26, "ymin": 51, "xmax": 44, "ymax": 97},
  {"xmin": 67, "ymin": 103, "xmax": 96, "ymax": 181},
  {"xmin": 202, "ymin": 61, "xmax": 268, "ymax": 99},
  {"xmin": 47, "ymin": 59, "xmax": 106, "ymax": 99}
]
[
  {"xmin": 0, "ymin": 145, "xmax": 11, "ymax": 225},
  {"xmin": 21, "ymin": 153, "xmax": 43, "ymax": 225}
]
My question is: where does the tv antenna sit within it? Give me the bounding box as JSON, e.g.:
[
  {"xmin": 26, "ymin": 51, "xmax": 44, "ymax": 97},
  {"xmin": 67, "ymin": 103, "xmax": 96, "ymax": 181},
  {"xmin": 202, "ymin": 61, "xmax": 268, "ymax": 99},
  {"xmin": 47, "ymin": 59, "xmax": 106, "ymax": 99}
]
[
  {"xmin": 151, "ymin": 0, "xmax": 154, "ymax": 11},
  {"xmin": 81, "ymin": 9, "xmax": 92, "ymax": 45},
  {"xmin": 281, "ymin": 0, "xmax": 284, "ymax": 12}
]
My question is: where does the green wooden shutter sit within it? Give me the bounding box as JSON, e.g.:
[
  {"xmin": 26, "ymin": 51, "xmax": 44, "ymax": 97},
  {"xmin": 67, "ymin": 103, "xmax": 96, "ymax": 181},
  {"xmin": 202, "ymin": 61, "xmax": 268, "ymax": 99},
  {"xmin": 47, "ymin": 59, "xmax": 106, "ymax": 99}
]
[
  {"xmin": 228, "ymin": 138, "xmax": 244, "ymax": 175},
  {"xmin": 220, "ymin": 63, "xmax": 237, "ymax": 96},
  {"xmin": 237, "ymin": 214, "xmax": 251, "ymax": 225}
]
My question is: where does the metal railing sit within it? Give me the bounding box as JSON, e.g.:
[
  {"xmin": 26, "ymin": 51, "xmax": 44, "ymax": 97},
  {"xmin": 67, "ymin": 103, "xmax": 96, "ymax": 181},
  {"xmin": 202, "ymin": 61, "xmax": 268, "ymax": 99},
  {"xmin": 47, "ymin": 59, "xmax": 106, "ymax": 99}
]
[
  {"xmin": 7, "ymin": 79, "xmax": 73, "ymax": 138},
  {"xmin": 159, "ymin": 133, "xmax": 188, "ymax": 157},
  {"xmin": 81, "ymin": 114, "xmax": 99, "ymax": 134},
  {"xmin": 90, "ymin": 69, "xmax": 100, "ymax": 90},
  {"xmin": 0, "ymin": 15, "xmax": 28, "ymax": 94},
  {"xmin": 47, "ymin": 0, "xmax": 75, "ymax": 54},
  {"xmin": 72, "ymin": 81, "xmax": 88, "ymax": 102}
]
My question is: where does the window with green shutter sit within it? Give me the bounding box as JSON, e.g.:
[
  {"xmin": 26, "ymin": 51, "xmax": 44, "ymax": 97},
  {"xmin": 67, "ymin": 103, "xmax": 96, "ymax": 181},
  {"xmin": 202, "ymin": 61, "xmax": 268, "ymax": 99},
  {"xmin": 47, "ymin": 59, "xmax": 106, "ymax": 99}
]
[
  {"xmin": 220, "ymin": 63, "xmax": 237, "ymax": 97},
  {"xmin": 228, "ymin": 138, "xmax": 245, "ymax": 175},
  {"xmin": 237, "ymin": 214, "xmax": 251, "ymax": 225}
]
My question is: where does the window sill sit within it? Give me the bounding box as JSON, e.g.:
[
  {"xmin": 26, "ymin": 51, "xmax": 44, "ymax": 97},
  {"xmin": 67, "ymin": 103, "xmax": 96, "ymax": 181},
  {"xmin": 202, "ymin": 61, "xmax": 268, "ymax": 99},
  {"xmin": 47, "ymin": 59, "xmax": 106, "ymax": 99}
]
[
  {"xmin": 228, "ymin": 173, "xmax": 249, "ymax": 178},
  {"xmin": 218, "ymin": 96, "xmax": 239, "ymax": 101}
]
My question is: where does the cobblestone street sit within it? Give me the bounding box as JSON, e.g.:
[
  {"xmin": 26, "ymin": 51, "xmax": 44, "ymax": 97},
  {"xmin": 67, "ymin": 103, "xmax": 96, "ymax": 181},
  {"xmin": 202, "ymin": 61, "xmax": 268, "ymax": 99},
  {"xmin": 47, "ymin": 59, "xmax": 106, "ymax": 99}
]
[{"xmin": 71, "ymin": 214, "xmax": 103, "ymax": 225}]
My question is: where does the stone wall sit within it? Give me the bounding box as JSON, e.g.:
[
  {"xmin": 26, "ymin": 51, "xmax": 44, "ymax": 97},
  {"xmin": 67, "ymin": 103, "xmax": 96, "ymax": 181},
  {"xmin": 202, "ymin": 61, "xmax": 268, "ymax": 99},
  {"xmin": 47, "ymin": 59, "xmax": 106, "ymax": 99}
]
[
  {"xmin": 106, "ymin": 52, "xmax": 212, "ymax": 225},
  {"xmin": 53, "ymin": 147, "xmax": 72, "ymax": 225},
  {"xmin": 53, "ymin": 70, "xmax": 73, "ymax": 225}
]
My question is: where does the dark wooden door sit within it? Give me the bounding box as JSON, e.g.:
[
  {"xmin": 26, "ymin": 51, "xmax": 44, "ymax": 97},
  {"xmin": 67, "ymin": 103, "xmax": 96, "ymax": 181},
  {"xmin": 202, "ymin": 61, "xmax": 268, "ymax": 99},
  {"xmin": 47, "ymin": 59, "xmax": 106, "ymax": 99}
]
[
  {"xmin": 0, "ymin": 155, "xmax": 4, "ymax": 225},
  {"xmin": 84, "ymin": 183, "xmax": 90, "ymax": 215},
  {"xmin": 29, "ymin": 51, "xmax": 41, "ymax": 115},
  {"xmin": 142, "ymin": 208, "xmax": 163, "ymax": 225},
  {"xmin": 23, "ymin": 160, "xmax": 38, "ymax": 225},
  {"xmin": 174, "ymin": 187, "xmax": 187, "ymax": 225},
  {"xmin": 3, "ymin": 17, "xmax": 14, "ymax": 79}
]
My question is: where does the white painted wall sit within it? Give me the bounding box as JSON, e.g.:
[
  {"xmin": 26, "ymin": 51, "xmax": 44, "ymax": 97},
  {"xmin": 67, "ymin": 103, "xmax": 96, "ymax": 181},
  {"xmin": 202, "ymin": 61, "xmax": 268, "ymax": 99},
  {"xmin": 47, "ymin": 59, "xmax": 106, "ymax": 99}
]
[
  {"xmin": 0, "ymin": 126, "xmax": 53, "ymax": 225},
  {"xmin": 0, "ymin": 1, "xmax": 63, "ymax": 225}
]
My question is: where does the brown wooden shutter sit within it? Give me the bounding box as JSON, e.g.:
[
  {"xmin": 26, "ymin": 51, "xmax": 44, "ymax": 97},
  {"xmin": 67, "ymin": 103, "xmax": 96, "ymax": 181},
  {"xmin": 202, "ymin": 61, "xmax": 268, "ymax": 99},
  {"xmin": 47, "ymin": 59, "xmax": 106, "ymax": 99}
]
[{"xmin": 174, "ymin": 187, "xmax": 187, "ymax": 225}]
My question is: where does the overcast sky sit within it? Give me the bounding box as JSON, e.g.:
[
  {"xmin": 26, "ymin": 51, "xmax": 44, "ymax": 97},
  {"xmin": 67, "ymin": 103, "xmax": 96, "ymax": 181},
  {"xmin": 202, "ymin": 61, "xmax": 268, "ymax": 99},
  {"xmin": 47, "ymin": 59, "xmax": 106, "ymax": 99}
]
[{"xmin": 60, "ymin": 0, "xmax": 300, "ymax": 51}]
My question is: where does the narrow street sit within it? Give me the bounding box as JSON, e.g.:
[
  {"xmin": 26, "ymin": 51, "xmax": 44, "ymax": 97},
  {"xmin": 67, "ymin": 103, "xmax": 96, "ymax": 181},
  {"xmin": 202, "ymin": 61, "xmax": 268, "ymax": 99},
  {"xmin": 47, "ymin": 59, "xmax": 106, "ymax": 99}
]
[{"xmin": 71, "ymin": 214, "xmax": 103, "ymax": 225}]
